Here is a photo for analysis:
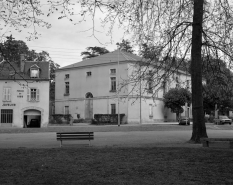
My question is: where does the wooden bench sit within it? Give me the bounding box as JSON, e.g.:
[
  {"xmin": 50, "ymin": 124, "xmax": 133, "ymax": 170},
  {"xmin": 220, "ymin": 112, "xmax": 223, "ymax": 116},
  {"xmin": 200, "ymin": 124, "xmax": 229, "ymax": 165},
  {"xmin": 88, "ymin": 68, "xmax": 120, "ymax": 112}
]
[
  {"xmin": 56, "ymin": 132, "xmax": 94, "ymax": 147},
  {"xmin": 200, "ymin": 138, "xmax": 233, "ymax": 148}
]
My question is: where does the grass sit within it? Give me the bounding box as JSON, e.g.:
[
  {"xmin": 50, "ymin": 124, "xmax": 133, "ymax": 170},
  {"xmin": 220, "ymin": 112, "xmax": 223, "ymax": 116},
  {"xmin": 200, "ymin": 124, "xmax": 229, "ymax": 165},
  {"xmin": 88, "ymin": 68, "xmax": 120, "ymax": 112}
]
[{"xmin": 0, "ymin": 147, "xmax": 233, "ymax": 185}]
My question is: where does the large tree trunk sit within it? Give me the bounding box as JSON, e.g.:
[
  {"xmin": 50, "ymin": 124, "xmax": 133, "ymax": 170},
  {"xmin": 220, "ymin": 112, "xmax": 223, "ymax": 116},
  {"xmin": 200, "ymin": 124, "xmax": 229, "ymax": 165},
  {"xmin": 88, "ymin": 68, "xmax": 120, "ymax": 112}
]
[{"xmin": 190, "ymin": 0, "xmax": 208, "ymax": 143}]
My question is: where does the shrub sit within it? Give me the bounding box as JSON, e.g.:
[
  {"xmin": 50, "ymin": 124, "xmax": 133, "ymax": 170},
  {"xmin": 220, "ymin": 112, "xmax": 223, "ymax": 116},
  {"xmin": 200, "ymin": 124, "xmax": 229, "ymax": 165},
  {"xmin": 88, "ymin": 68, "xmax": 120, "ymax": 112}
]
[{"xmin": 93, "ymin": 114, "xmax": 125, "ymax": 125}]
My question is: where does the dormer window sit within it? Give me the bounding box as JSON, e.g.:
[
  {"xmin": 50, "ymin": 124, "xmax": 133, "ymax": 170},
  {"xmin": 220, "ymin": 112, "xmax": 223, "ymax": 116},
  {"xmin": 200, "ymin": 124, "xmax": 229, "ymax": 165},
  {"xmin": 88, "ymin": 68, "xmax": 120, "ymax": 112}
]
[
  {"xmin": 30, "ymin": 64, "xmax": 40, "ymax": 78},
  {"xmin": 31, "ymin": 69, "xmax": 39, "ymax": 78}
]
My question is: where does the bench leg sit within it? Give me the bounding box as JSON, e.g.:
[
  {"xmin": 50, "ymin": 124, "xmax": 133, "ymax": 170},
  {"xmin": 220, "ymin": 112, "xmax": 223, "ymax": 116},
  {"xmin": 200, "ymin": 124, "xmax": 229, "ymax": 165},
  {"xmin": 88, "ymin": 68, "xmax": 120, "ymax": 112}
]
[
  {"xmin": 202, "ymin": 141, "xmax": 209, "ymax": 147},
  {"xmin": 60, "ymin": 140, "xmax": 62, "ymax": 148},
  {"xmin": 230, "ymin": 141, "xmax": 233, "ymax": 149}
]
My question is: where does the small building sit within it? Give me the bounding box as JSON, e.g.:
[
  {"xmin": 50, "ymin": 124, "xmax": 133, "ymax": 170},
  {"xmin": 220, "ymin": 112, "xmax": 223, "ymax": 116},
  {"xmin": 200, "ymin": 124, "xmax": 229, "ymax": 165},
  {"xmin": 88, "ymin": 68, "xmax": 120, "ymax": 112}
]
[
  {"xmin": 55, "ymin": 50, "xmax": 191, "ymax": 124},
  {"xmin": 0, "ymin": 56, "xmax": 50, "ymax": 128}
]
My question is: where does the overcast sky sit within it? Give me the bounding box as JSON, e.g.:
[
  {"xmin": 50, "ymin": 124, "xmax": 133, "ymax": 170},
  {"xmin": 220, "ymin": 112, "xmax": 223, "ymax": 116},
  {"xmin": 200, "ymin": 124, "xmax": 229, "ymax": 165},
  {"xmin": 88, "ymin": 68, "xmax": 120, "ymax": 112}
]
[{"xmin": 3, "ymin": 3, "xmax": 127, "ymax": 67}]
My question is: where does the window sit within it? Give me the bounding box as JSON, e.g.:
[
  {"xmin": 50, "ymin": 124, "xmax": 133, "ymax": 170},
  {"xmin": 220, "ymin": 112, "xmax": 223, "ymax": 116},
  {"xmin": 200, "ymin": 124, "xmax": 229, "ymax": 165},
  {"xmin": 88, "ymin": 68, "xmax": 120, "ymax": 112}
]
[
  {"xmin": 147, "ymin": 70, "xmax": 153, "ymax": 93},
  {"xmin": 162, "ymin": 81, "xmax": 167, "ymax": 94},
  {"xmin": 111, "ymin": 104, "xmax": 116, "ymax": 114},
  {"xmin": 3, "ymin": 87, "xmax": 11, "ymax": 102},
  {"xmin": 27, "ymin": 88, "xmax": 39, "ymax": 102},
  {"xmin": 149, "ymin": 104, "xmax": 153, "ymax": 118},
  {"xmin": 110, "ymin": 69, "xmax": 116, "ymax": 74},
  {"xmin": 87, "ymin": 72, "xmax": 92, "ymax": 76},
  {"xmin": 30, "ymin": 69, "xmax": 39, "ymax": 78},
  {"xmin": 186, "ymin": 80, "xmax": 190, "ymax": 89},
  {"xmin": 1, "ymin": 109, "xmax": 13, "ymax": 123},
  {"xmin": 64, "ymin": 106, "xmax": 69, "ymax": 115},
  {"xmin": 65, "ymin": 82, "xmax": 69, "ymax": 95},
  {"xmin": 65, "ymin": 74, "xmax": 69, "ymax": 79},
  {"xmin": 110, "ymin": 77, "xmax": 116, "ymax": 91}
]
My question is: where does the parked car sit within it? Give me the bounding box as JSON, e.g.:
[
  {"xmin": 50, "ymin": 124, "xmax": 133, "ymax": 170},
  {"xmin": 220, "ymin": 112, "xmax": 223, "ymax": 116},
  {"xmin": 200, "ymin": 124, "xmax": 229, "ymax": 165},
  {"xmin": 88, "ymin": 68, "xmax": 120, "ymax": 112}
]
[
  {"xmin": 178, "ymin": 116, "xmax": 190, "ymax": 125},
  {"xmin": 214, "ymin": 115, "xmax": 232, "ymax": 125},
  {"xmin": 28, "ymin": 119, "xmax": 40, "ymax": 128}
]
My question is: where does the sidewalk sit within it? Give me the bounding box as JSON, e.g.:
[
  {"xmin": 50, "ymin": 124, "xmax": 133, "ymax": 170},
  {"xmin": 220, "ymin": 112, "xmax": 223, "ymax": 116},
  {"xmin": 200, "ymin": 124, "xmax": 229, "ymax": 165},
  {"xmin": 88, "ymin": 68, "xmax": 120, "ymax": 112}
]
[{"xmin": 0, "ymin": 129, "xmax": 232, "ymax": 148}]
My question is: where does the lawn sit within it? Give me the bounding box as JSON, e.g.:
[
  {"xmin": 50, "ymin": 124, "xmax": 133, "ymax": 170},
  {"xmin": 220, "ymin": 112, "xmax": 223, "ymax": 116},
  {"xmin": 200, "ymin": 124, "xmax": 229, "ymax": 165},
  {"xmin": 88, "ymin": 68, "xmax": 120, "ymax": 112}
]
[{"xmin": 0, "ymin": 147, "xmax": 233, "ymax": 185}]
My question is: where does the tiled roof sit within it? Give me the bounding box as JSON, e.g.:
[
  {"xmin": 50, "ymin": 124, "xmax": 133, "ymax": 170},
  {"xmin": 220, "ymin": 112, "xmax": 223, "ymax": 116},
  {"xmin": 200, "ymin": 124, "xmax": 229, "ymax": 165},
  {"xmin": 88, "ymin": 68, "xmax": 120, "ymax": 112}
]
[
  {"xmin": 59, "ymin": 50, "xmax": 142, "ymax": 70},
  {"xmin": 0, "ymin": 61, "xmax": 49, "ymax": 80}
]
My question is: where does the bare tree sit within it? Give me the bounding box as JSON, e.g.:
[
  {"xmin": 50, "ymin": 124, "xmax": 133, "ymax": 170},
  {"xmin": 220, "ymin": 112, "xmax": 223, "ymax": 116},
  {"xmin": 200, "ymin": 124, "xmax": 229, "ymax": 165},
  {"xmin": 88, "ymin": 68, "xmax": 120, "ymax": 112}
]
[
  {"xmin": 1, "ymin": 0, "xmax": 233, "ymax": 142},
  {"xmin": 47, "ymin": 0, "xmax": 233, "ymax": 143}
]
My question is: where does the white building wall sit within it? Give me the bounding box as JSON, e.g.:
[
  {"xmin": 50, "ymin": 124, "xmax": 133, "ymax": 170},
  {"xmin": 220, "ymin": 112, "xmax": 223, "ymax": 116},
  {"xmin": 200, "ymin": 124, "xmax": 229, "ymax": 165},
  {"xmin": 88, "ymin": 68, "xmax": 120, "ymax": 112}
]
[
  {"xmin": 0, "ymin": 80, "xmax": 49, "ymax": 127},
  {"xmin": 55, "ymin": 61, "xmax": 192, "ymax": 124}
]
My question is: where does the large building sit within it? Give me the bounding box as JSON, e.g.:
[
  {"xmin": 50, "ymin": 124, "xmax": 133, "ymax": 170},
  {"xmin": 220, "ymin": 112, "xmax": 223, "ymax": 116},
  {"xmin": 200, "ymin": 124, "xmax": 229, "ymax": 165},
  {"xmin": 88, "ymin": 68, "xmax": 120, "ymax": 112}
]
[
  {"xmin": 0, "ymin": 56, "xmax": 50, "ymax": 128},
  {"xmin": 55, "ymin": 50, "xmax": 191, "ymax": 124}
]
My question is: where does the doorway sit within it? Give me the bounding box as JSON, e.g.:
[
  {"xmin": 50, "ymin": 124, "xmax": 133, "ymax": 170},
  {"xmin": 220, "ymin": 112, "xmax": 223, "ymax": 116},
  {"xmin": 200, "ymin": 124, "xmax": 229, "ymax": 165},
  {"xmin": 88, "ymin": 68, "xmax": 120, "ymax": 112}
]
[
  {"xmin": 24, "ymin": 109, "xmax": 41, "ymax": 128},
  {"xmin": 85, "ymin": 92, "xmax": 93, "ymax": 119}
]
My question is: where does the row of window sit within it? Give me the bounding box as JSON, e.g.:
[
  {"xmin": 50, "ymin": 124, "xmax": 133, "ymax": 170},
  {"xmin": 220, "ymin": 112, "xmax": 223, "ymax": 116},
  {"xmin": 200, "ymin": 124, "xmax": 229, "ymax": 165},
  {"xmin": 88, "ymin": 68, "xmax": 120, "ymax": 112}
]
[
  {"xmin": 64, "ymin": 104, "xmax": 117, "ymax": 115},
  {"xmin": 63, "ymin": 104, "xmax": 154, "ymax": 117},
  {"xmin": 2, "ymin": 87, "xmax": 40, "ymax": 102},
  {"xmin": 64, "ymin": 77, "xmax": 117, "ymax": 95},
  {"xmin": 65, "ymin": 69, "xmax": 117, "ymax": 79}
]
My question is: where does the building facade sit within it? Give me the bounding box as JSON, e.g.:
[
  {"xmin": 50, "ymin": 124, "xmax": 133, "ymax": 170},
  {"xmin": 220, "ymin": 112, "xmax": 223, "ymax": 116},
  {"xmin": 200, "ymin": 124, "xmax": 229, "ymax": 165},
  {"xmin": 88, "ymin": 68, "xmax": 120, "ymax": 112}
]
[
  {"xmin": 0, "ymin": 56, "xmax": 50, "ymax": 128},
  {"xmin": 55, "ymin": 50, "xmax": 191, "ymax": 124}
]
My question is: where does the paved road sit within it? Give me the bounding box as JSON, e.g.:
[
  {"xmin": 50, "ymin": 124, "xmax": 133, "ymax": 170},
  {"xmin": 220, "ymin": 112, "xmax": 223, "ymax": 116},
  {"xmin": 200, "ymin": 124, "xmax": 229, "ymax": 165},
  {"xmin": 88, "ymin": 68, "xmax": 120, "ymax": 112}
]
[{"xmin": 0, "ymin": 128, "xmax": 232, "ymax": 148}]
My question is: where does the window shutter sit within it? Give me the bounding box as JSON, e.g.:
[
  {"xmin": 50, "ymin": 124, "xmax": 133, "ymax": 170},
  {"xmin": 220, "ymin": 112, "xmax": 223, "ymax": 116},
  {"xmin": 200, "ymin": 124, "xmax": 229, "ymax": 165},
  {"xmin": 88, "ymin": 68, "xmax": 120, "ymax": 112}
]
[
  {"xmin": 27, "ymin": 88, "xmax": 30, "ymax": 101},
  {"xmin": 3, "ymin": 88, "xmax": 6, "ymax": 101},
  {"xmin": 36, "ymin": 89, "xmax": 40, "ymax": 101},
  {"xmin": 7, "ymin": 88, "xmax": 11, "ymax": 101}
]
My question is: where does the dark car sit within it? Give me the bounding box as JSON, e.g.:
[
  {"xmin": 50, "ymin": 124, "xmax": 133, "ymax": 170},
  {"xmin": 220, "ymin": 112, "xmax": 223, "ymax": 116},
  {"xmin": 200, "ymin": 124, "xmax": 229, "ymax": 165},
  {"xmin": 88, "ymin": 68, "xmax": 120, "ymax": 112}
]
[
  {"xmin": 178, "ymin": 116, "xmax": 190, "ymax": 125},
  {"xmin": 28, "ymin": 119, "xmax": 40, "ymax": 128},
  {"xmin": 215, "ymin": 115, "xmax": 232, "ymax": 125}
]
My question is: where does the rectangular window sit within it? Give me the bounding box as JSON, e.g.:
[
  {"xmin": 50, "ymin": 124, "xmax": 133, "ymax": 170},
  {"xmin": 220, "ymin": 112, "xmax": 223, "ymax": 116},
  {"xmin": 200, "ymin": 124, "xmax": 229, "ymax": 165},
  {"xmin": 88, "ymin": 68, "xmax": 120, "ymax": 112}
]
[
  {"xmin": 110, "ymin": 77, "xmax": 116, "ymax": 91},
  {"xmin": 147, "ymin": 70, "xmax": 153, "ymax": 93},
  {"xmin": 163, "ymin": 81, "xmax": 167, "ymax": 94},
  {"xmin": 1, "ymin": 109, "xmax": 13, "ymax": 123},
  {"xmin": 3, "ymin": 87, "xmax": 11, "ymax": 102},
  {"xmin": 149, "ymin": 104, "xmax": 153, "ymax": 118},
  {"xmin": 87, "ymin": 72, "xmax": 92, "ymax": 76},
  {"xmin": 64, "ymin": 106, "xmax": 69, "ymax": 115},
  {"xmin": 65, "ymin": 74, "xmax": 69, "ymax": 79},
  {"xmin": 186, "ymin": 80, "xmax": 190, "ymax": 89},
  {"xmin": 27, "ymin": 88, "xmax": 39, "ymax": 102},
  {"xmin": 110, "ymin": 69, "xmax": 116, "ymax": 74},
  {"xmin": 65, "ymin": 82, "xmax": 69, "ymax": 94},
  {"xmin": 111, "ymin": 104, "xmax": 116, "ymax": 114}
]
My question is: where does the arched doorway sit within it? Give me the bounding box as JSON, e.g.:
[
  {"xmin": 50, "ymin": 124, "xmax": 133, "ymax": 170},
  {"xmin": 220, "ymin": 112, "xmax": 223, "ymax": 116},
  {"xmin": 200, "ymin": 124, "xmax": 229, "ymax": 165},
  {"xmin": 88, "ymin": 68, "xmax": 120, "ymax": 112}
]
[
  {"xmin": 24, "ymin": 109, "xmax": 41, "ymax": 128},
  {"xmin": 85, "ymin": 92, "xmax": 93, "ymax": 119}
]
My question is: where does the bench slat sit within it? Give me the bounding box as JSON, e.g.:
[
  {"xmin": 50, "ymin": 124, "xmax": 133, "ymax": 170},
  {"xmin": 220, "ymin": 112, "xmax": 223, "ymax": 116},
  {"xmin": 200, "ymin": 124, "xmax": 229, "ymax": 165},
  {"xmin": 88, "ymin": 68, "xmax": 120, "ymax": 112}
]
[
  {"xmin": 56, "ymin": 132, "xmax": 94, "ymax": 147},
  {"xmin": 201, "ymin": 138, "xmax": 233, "ymax": 141},
  {"xmin": 57, "ymin": 132, "xmax": 93, "ymax": 135},
  {"xmin": 57, "ymin": 137, "xmax": 94, "ymax": 140}
]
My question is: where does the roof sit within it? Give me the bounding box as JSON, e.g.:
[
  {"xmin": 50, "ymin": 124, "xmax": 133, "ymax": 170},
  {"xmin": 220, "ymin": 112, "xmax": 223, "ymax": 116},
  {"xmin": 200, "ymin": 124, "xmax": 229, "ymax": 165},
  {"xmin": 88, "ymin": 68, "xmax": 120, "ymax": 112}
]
[
  {"xmin": 59, "ymin": 50, "xmax": 142, "ymax": 70},
  {"xmin": 0, "ymin": 61, "xmax": 50, "ymax": 80}
]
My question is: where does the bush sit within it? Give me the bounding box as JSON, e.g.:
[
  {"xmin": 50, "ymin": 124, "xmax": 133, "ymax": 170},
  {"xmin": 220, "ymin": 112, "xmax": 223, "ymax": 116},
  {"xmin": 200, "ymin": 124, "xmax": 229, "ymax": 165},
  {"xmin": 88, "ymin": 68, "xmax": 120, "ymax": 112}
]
[
  {"xmin": 93, "ymin": 114, "xmax": 126, "ymax": 125},
  {"xmin": 73, "ymin": 118, "xmax": 85, "ymax": 123},
  {"xmin": 51, "ymin": 114, "xmax": 71, "ymax": 124}
]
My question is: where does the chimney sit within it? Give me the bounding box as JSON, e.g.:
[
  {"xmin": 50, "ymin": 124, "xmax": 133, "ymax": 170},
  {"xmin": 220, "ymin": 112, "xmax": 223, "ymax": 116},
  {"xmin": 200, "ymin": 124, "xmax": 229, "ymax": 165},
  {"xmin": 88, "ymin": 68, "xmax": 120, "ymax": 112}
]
[{"xmin": 20, "ymin": 54, "xmax": 25, "ymax": 72}]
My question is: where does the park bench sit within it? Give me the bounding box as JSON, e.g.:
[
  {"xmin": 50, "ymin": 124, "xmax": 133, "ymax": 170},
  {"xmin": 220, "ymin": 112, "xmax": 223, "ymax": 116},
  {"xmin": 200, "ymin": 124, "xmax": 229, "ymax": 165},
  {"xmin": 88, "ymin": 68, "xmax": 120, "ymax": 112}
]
[
  {"xmin": 56, "ymin": 132, "xmax": 94, "ymax": 147},
  {"xmin": 200, "ymin": 138, "xmax": 233, "ymax": 148}
]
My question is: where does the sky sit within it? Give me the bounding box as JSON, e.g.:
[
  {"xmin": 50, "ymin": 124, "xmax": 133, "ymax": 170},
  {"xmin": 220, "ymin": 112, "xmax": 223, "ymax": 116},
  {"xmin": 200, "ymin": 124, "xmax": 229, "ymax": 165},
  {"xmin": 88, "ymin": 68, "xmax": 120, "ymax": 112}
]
[{"xmin": 1, "ymin": 2, "xmax": 127, "ymax": 68}]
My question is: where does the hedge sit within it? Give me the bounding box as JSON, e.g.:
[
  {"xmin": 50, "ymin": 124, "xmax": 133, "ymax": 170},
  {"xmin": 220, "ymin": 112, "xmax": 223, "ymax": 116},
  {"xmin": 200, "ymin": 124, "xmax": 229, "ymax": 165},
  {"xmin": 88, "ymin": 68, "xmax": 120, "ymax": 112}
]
[{"xmin": 93, "ymin": 114, "xmax": 125, "ymax": 125}]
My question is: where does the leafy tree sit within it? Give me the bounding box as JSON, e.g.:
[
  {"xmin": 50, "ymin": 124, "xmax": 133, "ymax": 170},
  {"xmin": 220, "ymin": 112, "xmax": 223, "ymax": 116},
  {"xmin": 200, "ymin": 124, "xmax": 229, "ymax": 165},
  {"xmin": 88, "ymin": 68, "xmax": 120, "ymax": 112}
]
[
  {"xmin": 202, "ymin": 57, "xmax": 233, "ymax": 115},
  {"xmin": 139, "ymin": 43, "xmax": 161, "ymax": 60},
  {"xmin": 116, "ymin": 39, "xmax": 134, "ymax": 53},
  {"xmin": 163, "ymin": 88, "xmax": 192, "ymax": 119},
  {"xmin": 0, "ymin": 36, "xmax": 60, "ymax": 100},
  {"xmin": 2, "ymin": 0, "xmax": 233, "ymax": 143},
  {"xmin": 81, "ymin": 46, "xmax": 109, "ymax": 60}
]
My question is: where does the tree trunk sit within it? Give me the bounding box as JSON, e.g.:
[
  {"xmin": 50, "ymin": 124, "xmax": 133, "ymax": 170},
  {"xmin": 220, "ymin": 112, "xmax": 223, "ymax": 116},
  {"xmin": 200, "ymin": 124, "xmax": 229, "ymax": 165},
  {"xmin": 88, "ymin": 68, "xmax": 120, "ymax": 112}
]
[{"xmin": 190, "ymin": 0, "xmax": 208, "ymax": 143}]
